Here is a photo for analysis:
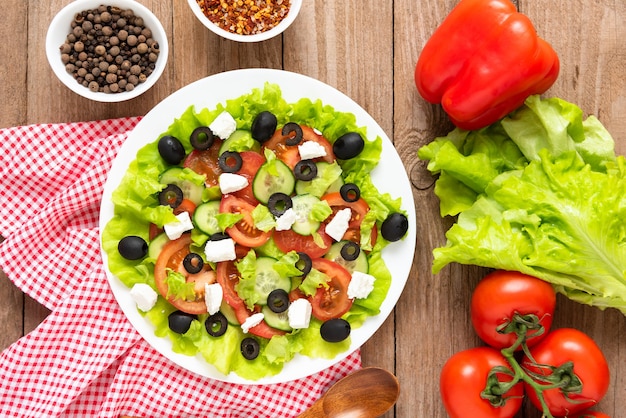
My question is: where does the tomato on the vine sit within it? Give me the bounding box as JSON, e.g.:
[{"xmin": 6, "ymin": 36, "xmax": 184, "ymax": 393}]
[
  {"xmin": 521, "ymin": 328, "xmax": 610, "ymax": 417},
  {"xmin": 440, "ymin": 346, "xmax": 524, "ymax": 418},
  {"xmin": 571, "ymin": 411, "xmax": 611, "ymax": 418},
  {"xmin": 471, "ymin": 270, "xmax": 556, "ymax": 350}
]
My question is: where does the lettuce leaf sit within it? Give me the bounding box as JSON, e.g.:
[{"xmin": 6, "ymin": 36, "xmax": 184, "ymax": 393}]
[{"xmin": 419, "ymin": 95, "xmax": 626, "ymax": 315}]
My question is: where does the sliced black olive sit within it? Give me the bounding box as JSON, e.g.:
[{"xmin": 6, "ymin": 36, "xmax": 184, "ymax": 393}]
[
  {"xmin": 381, "ymin": 212, "xmax": 409, "ymax": 242},
  {"xmin": 209, "ymin": 232, "xmax": 230, "ymax": 241},
  {"xmin": 190, "ymin": 126, "xmax": 215, "ymax": 150},
  {"xmin": 205, "ymin": 312, "xmax": 228, "ymax": 337},
  {"xmin": 158, "ymin": 184, "xmax": 184, "ymax": 208},
  {"xmin": 168, "ymin": 311, "xmax": 197, "ymax": 334},
  {"xmin": 118, "ymin": 235, "xmax": 148, "ymax": 260},
  {"xmin": 296, "ymin": 252, "xmax": 312, "ymax": 277},
  {"xmin": 158, "ymin": 135, "xmax": 186, "ymax": 165},
  {"xmin": 267, "ymin": 192, "xmax": 293, "ymax": 217},
  {"xmin": 218, "ymin": 151, "xmax": 243, "ymax": 173},
  {"xmin": 267, "ymin": 289, "xmax": 290, "ymax": 313},
  {"xmin": 293, "ymin": 159, "xmax": 318, "ymax": 181},
  {"xmin": 333, "ymin": 132, "xmax": 365, "ymax": 160},
  {"xmin": 282, "ymin": 122, "xmax": 303, "ymax": 146},
  {"xmin": 251, "ymin": 111, "xmax": 278, "ymax": 143},
  {"xmin": 183, "ymin": 252, "xmax": 204, "ymax": 274},
  {"xmin": 340, "ymin": 241, "xmax": 361, "ymax": 262},
  {"xmin": 320, "ymin": 318, "xmax": 351, "ymax": 343},
  {"xmin": 340, "ymin": 183, "xmax": 360, "ymax": 202},
  {"xmin": 241, "ymin": 337, "xmax": 260, "ymax": 360}
]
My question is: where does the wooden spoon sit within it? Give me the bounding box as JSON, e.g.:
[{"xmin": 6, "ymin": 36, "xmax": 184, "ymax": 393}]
[{"xmin": 297, "ymin": 367, "xmax": 400, "ymax": 418}]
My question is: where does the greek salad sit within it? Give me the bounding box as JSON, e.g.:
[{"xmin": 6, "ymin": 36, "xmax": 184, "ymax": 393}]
[{"xmin": 102, "ymin": 83, "xmax": 408, "ymax": 380}]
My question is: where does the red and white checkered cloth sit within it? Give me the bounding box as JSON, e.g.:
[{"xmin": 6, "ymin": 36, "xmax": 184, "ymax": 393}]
[{"xmin": 0, "ymin": 119, "xmax": 361, "ymax": 418}]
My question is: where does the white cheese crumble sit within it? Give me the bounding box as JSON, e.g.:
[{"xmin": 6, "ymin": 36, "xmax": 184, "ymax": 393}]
[
  {"xmin": 163, "ymin": 211, "xmax": 194, "ymax": 240},
  {"xmin": 209, "ymin": 111, "xmax": 237, "ymax": 139},
  {"xmin": 130, "ymin": 283, "xmax": 158, "ymax": 312},
  {"xmin": 275, "ymin": 208, "xmax": 297, "ymax": 231},
  {"xmin": 298, "ymin": 141, "xmax": 328, "ymax": 160},
  {"xmin": 325, "ymin": 208, "xmax": 352, "ymax": 241},
  {"xmin": 288, "ymin": 298, "xmax": 312, "ymax": 329},
  {"xmin": 204, "ymin": 238, "xmax": 237, "ymax": 263},
  {"xmin": 241, "ymin": 312, "xmax": 265, "ymax": 333},
  {"xmin": 219, "ymin": 172, "xmax": 249, "ymax": 194},
  {"xmin": 348, "ymin": 271, "xmax": 376, "ymax": 299},
  {"xmin": 204, "ymin": 283, "xmax": 224, "ymax": 315}
]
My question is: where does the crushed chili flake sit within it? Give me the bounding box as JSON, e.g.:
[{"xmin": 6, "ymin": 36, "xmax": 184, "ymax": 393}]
[{"xmin": 197, "ymin": 0, "xmax": 291, "ymax": 36}]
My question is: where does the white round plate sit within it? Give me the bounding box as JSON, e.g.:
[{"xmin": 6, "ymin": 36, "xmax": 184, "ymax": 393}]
[{"xmin": 99, "ymin": 68, "xmax": 416, "ymax": 384}]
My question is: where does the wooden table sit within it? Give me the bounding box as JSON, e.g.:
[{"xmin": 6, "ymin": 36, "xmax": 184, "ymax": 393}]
[{"xmin": 1, "ymin": 1, "xmax": 625, "ymax": 416}]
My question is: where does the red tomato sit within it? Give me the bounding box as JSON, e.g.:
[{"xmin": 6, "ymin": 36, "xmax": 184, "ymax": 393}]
[
  {"xmin": 230, "ymin": 151, "xmax": 265, "ymax": 205},
  {"xmin": 273, "ymin": 227, "xmax": 333, "ymax": 259},
  {"xmin": 321, "ymin": 192, "xmax": 376, "ymax": 245},
  {"xmin": 571, "ymin": 412, "xmax": 611, "ymax": 418},
  {"xmin": 471, "ymin": 270, "xmax": 556, "ymax": 349},
  {"xmin": 263, "ymin": 125, "xmax": 335, "ymax": 169},
  {"xmin": 220, "ymin": 195, "xmax": 272, "ymax": 248},
  {"xmin": 440, "ymin": 347, "xmax": 524, "ymax": 418},
  {"xmin": 183, "ymin": 138, "xmax": 224, "ymax": 187},
  {"xmin": 309, "ymin": 258, "xmax": 353, "ymax": 321},
  {"xmin": 522, "ymin": 328, "xmax": 610, "ymax": 417},
  {"xmin": 153, "ymin": 235, "xmax": 216, "ymax": 314},
  {"xmin": 173, "ymin": 198, "xmax": 197, "ymax": 217},
  {"xmin": 215, "ymin": 247, "xmax": 285, "ymax": 339}
]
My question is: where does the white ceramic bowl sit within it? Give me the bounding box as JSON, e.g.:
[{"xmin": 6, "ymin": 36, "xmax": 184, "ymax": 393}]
[
  {"xmin": 186, "ymin": 0, "xmax": 302, "ymax": 42},
  {"xmin": 46, "ymin": 0, "xmax": 168, "ymax": 102}
]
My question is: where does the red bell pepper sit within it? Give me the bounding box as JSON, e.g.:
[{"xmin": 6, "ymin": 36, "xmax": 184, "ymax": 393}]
[{"xmin": 414, "ymin": 0, "xmax": 560, "ymax": 130}]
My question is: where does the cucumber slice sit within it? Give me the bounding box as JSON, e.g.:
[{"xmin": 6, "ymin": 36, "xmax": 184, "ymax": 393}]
[
  {"xmin": 291, "ymin": 194, "xmax": 321, "ymax": 236},
  {"xmin": 324, "ymin": 240, "xmax": 369, "ymax": 274},
  {"xmin": 261, "ymin": 305, "xmax": 292, "ymax": 332},
  {"xmin": 295, "ymin": 161, "xmax": 344, "ymax": 197},
  {"xmin": 219, "ymin": 130, "xmax": 260, "ymax": 154},
  {"xmin": 252, "ymin": 159, "xmax": 295, "ymax": 204},
  {"xmin": 159, "ymin": 167, "xmax": 205, "ymax": 205},
  {"xmin": 148, "ymin": 232, "xmax": 169, "ymax": 260},
  {"xmin": 254, "ymin": 257, "xmax": 292, "ymax": 305},
  {"xmin": 220, "ymin": 300, "xmax": 240, "ymax": 326},
  {"xmin": 193, "ymin": 200, "xmax": 221, "ymax": 235}
]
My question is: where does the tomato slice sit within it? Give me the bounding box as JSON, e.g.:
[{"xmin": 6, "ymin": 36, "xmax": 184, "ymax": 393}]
[
  {"xmin": 273, "ymin": 227, "xmax": 333, "ymax": 259},
  {"xmin": 183, "ymin": 138, "xmax": 224, "ymax": 187},
  {"xmin": 216, "ymin": 246, "xmax": 286, "ymax": 339},
  {"xmin": 322, "ymin": 192, "xmax": 375, "ymax": 245},
  {"xmin": 154, "ymin": 235, "xmax": 216, "ymax": 314},
  {"xmin": 220, "ymin": 195, "xmax": 272, "ymax": 248},
  {"xmin": 230, "ymin": 151, "xmax": 265, "ymax": 205},
  {"xmin": 263, "ymin": 125, "xmax": 335, "ymax": 169},
  {"xmin": 173, "ymin": 198, "xmax": 197, "ymax": 217},
  {"xmin": 309, "ymin": 258, "xmax": 353, "ymax": 321}
]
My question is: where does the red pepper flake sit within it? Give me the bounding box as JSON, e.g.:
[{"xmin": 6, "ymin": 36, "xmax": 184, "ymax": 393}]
[{"xmin": 197, "ymin": 0, "xmax": 291, "ymax": 36}]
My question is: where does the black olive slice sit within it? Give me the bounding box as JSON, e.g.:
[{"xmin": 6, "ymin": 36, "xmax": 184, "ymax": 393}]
[
  {"xmin": 381, "ymin": 212, "xmax": 409, "ymax": 242},
  {"xmin": 251, "ymin": 111, "xmax": 278, "ymax": 143},
  {"xmin": 183, "ymin": 252, "xmax": 204, "ymax": 274},
  {"xmin": 296, "ymin": 252, "xmax": 312, "ymax": 277},
  {"xmin": 190, "ymin": 126, "xmax": 215, "ymax": 150},
  {"xmin": 294, "ymin": 160, "xmax": 318, "ymax": 181},
  {"xmin": 340, "ymin": 183, "xmax": 361, "ymax": 203},
  {"xmin": 158, "ymin": 135, "xmax": 186, "ymax": 165},
  {"xmin": 320, "ymin": 318, "xmax": 351, "ymax": 343},
  {"xmin": 267, "ymin": 192, "xmax": 293, "ymax": 217},
  {"xmin": 218, "ymin": 151, "xmax": 243, "ymax": 173},
  {"xmin": 241, "ymin": 337, "xmax": 260, "ymax": 360},
  {"xmin": 158, "ymin": 184, "xmax": 184, "ymax": 208},
  {"xmin": 209, "ymin": 232, "xmax": 230, "ymax": 241},
  {"xmin": 168, "ymin": 311, "xmax": 197, "ymax": 334},
  {"xmin": 267, "ymin": 289, "xmax": 290, "ymax": 313},
  {"xmin": 282, "ymin": 122, "xmax": 303, "ymax": 146},
  {"xmin": 340, "ymin": 241, "xmax": 361, "ymax": 262},
  {"xmin": 118, "ymin": 235, "xmax": 148, "ymax": 260},
  {"xmin": 205, "ymin": 312, "xmax": 228, "ymax": 337}
]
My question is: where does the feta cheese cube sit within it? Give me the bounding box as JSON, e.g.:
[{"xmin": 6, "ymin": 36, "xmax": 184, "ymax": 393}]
[
  {"xmin": 219, "ymin": 172, "xmax": 249, "ymax": 194},
  {"xmin": 163, "ymin": 211, "xmax": 194, "ymax": 240},
  {"xmin": 204, "ymin": 238, "xmax": 237, "ymax": 262},
  {"xmin": 348, "ymin": 271, "xmax": 376, "ymax": 299},
  {"xmin": 204, "ymin": 283, "xmax": 223, "ymax": 315},
  {"xmin": 298, "ymin": 141, "xmax": 328, "ymax": 160},
  {"xmin": 288, "ymin": 298, "xmax": 312, "ymax": 329},
  {"xmin": 325, "ymin": 208, "xmax": 352, "ymax": 241},
  {"xmin": 241, "ymin": 312, "xmax": 265, "ymax": 333},
  {"xmin": 209, "ymin": 111, "xmax": 237, "ymax": 139},
  {"xmin": 275, "ymin": 208, "xmax": 297, "ymax": 231},
  {"xmin": 130, "ymin": 283, "xmax": 158, "ymax": 312}
]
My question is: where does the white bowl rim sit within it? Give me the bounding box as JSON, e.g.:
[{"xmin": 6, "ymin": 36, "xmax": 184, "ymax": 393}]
[
  {"xmin": 46, "ymin": 0, "xmax": 169, "ymax": 103},
  {"xmin": 186, "ymin": 0, "xmax": 302, "ymax": 43}
]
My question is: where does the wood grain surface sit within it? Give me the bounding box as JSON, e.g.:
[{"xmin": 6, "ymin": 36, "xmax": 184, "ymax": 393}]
[{"xmin": 1, "ymin": 1, "xmax": 625, "ymax": 417}]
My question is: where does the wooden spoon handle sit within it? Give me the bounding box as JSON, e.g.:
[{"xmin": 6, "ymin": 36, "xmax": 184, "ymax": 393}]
[{"xmin": 297, "ymin": 398, "xmax": 325, "ymax": 417}]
